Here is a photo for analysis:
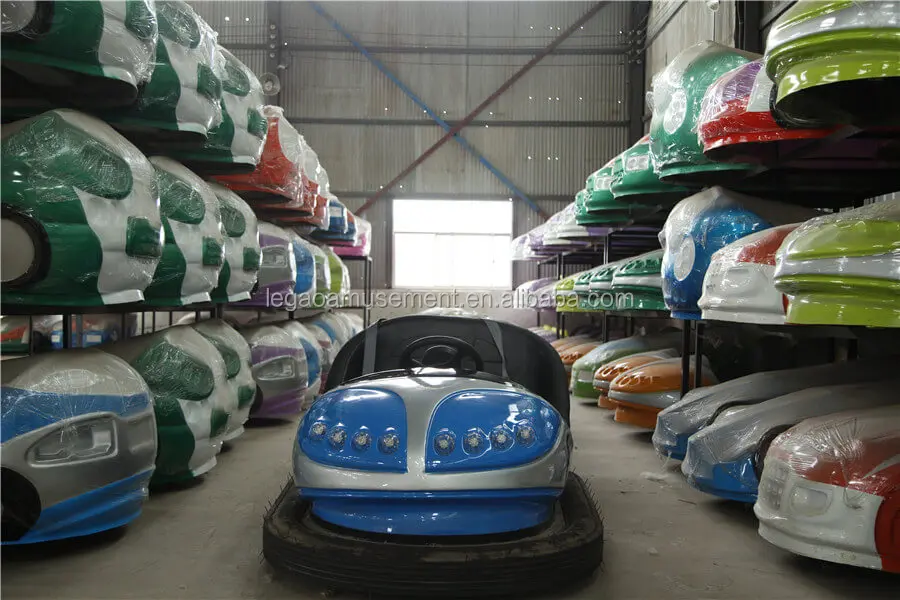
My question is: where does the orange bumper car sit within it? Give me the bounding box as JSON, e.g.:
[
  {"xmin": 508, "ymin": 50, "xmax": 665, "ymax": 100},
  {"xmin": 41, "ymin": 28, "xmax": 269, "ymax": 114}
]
[{"xmin": 592, "ymin": 349, "xmax": 679, "ymax": 410}]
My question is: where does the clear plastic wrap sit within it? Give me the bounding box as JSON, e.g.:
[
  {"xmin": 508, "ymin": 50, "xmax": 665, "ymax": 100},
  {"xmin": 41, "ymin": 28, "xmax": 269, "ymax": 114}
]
[
  {"xmin": 173, "ymin": 46, "xmax": 267, "ymax": 170},
  {"xmin": 649, "ymin": 41, "xmax": 758, "ymax": 182},
  {"xmin": 560, "ymin": 341, "xmax": 604, "ymax": 372},
  {"xmin": 309, "ymin": 241, "xmax": 332, "ymax": 306},
  {"xmin": 142, "ymin": 157, "xmax": 224, "ymax": 305},
  {"xmin": 303, "ymin": 321, "xmax": 337, "ymax": 387},
  {"xmin": 774, "ymin": 200, "xmax": 900, "ymax": 327},
  {"xmin": 610, "ymin": 135, "xmax": 688, "ymax": 204},
  {"xmin": 1, "ymin": 0, "xmax": 158, "ymax": 113},
  {"xmin": 288, "ymin": 231, "xmax": 318, "ymax": 301},
  {"xmin": 1, "ymin": 109, "xmax": 163, "ymax": 307},
  {"xmin": 108, "ymin": 0, "xmax": 223, "ymax": 137},
  {"xmin": 215, "ymin": 106, "xmax": 305, "ymax": 207},
  {"xmin": 754, "ymin": 404, "xmax": 900, "ymax": 573},
  {"xmin": 333, "ymin": 215, "xmax": 372, "ymax": 257},
  {"xmin": 653, "ymin": 357, "xmax": 900, "ymax": 462},
  {"xmin": 240, "ymin": 222, "xmax": 297, "ymax": 308},
  {"xmin": 591, "ymin": 349, "xmax": 679, "ymax": 409},
  {"xmin": 610, "ymin": 250, "xmax": 665, "ymax": 311},
  {"xmin": 99, "ymin": 325, "xmax": 232, "ymax": 484},
  {"xmin": 554, "ymin": 273, "xmax": 582, "ymax": 312},
  {"xmin": 418, "ymin": 307, "xmax": 483, "ymax": 318},
  {"xmin": 514, "ymin": 277, "xmax": 557, "ymax": 309},
  {"xmin": 316, "ymin": 312, "xmax": 353, "ymax": 347},
  {"xmin": 511, "ymin": 233, "xmax": 539, "ymax": 261},
  {"xmin": 192, "ymin": 319, "xmax": 255, "ymax": 442},
  {"xmin": 555, "ymin": 202, "xmax": 604, "ymax": 240},
  {"xmin": 322, "ymin": 246, "xmax": 350, "ymax": 305},
  {"xmin": 542, "ymin": 208, "xmax": 590, "ymax": 249},
  {"xmin": 699, "ymin": 224, "xmax": 798, "ymax": 325},
  {"xmin": 0, "ymin": 348, "xmax": 157, "ymax": 543},
  {"xmin": 207, "ymin": 182, "xmax": 260, "ymax": 303},
  {"xmin": 660, "ymin": 186, "xmax": 820, "ymax": 319},
  {"xmin": 681, "ymin": 379, "xmax": 899, "ymax": 503},
  {"xmin": 280, "ymin": 321, "xmax": 324, "ymax": 411},
  {"xmin": 240, "ymin": 323, "xmax": 308, "ymax": 419}
]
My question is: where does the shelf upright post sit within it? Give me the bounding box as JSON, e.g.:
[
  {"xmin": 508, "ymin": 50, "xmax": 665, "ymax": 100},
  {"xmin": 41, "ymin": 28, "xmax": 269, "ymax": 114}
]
[
  {"xmin": 694, "ymin": 321, "xmax": 704, "ymax": 389},
  {"xmin": 680, "ymin": 322, "xmax": 692, "ymax": 398},
  {"xmin": 62, "ymin": 313, "xmax": 72, "ymax": 349},
  {"xmin": 27, "ymin": 316, "xmax": 34, "ymax": 355}
]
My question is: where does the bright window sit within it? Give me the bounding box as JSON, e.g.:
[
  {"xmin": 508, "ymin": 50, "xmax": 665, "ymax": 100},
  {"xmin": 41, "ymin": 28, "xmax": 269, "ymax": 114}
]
[{"xmin": 392, "ymin": 199, "xmax": 513, "ymax": 289}]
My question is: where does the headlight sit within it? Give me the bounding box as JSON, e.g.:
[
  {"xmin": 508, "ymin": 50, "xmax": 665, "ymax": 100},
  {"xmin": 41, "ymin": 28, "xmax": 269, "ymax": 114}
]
[
  {"xmin": 625, "ymin": 154, "xmax": 650, "ymax": 173},
  {"xmin": 352, "ymin": 429, "xmax": 371, "ymax": 452},
  {"xmin": 378, "ymin": 430, "xmax": 400, "ymax": 454},
  {"xmin": 30, "ymin": 418, "xmax": 116, "ymax": 465},
  {"xmin": 672, "ymin": 235, "xmax": 696, "ymax": 282},
  {"xmin": 463, "ymin": 429, "xmax": 487, "ymax": 455},
  {"xmin": 789, "ymin": 485, "xmax": 830, "ymax": 516},
  {"xmin": 255, "ymin": 357, "xmax": 295, "ymax": 380},
  {"xmin": 261, "ymin": 246, "xmax": 288, "ymax": 267},
  {"xmin": 490, "ymin": 426, "xmax": 513, "ymax": 450},
  {"xmin": 433, "ymin": 430, "xmax": 456, "ymax": 456},
  {"xmin": 576, "ymin": 369, "xmax": 594, "ymax": 383},
  {"xmin": 309, "ymin": 421, "xmax": 327, "ymax": 441},
  {"xmin": 516, "ymin": 423, "xmax": 536, "ymax": 447},
  {"xmin": 664, "ymin": 88, "xmax": 687, "ymax": 134},
  {"xmin": 328, "ymin": 426, "xmax": 347, "ymax": 449}
]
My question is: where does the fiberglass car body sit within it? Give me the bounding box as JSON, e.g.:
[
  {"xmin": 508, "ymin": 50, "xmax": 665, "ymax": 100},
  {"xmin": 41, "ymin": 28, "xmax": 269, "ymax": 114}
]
[
  {"xmin": 610, "ymin": 135, "xmax": 689, "ymax": 207},
  {"xmin": 241, "ymin": 222, "xmax": 297, "ymax": 308},
  {"xmin": 263, "ymin": 315, "xmax": 603, "ymax": 595},
  {"xmin": 593, "ymin": 350, "xmax": 679, "ymax": 409},
  {"xmin": 1, "ymin": 349, "xmax": 156, "ymax": 544},
  {"xmin": 207, "ymin": 182, "xmax": 261, "ymax": 303},
  {"xmin": 242, "ymin": 324, "xmax": 308, "ymax": 420},
  {"xmin": 280, "ymin": 321, "xmax": 324, "ymax": 412},
  {"xmin": 610, "ymin": 250, "xmax": 666, "ymax": 311},
  {"xmin": 1, "ymin": 109, "xmax": 163, "ymax": 307},
  {"xmin": 682, "ymin": 379, "xmax": 899, "ymax": 503},
  {"xmin": 755, "ymin": 404, "xmax": 900, "ymax": 573},
  {"xmin": 774, "ymin": 200, "xmax": 900, "ymax": 327}
]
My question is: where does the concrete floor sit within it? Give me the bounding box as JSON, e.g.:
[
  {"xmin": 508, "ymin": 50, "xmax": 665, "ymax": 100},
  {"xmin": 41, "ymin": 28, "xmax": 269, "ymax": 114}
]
[{"xmin": 3, "ymin": 400, "xmax": 898, "ymax": 599}]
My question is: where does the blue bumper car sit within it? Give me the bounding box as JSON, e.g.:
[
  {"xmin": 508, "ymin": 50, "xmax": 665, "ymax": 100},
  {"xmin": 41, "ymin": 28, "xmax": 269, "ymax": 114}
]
[{"xmin": 263, "ymin": 315, "xmax": 604, "ymax": 596}]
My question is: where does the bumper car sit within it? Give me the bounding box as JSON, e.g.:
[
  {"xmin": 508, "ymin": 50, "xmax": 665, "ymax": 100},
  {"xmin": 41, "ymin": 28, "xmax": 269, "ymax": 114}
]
[
  {"xmin": 682, "ymin": 379, "xmax": 899, "ymax": 503},
  {"xmin": 192, "ymin": 319, "xmax": 255, "ymax": 443},
  {"xmin": 586, "ymin": 260, "xmax": 625, "ymax": 309},
  {"xmin": 1, "ymin": 349, "xmax": 156, "ymax": 544},
  {"xmin": 333, "ymin": 215, "xmax": 371, "ymax": 257},
  {"xmin": 538, "ymin": 215, "xmax": 589, "ymax": 254},
  {"xmin": 281, "ymin": 321, "xmax": 324, "ymax": 411},
  {"xmin": 303, "ymin": 320, "xmax": 338, "ymax": 386},
  {"xmin": 529, "ymin": 326, "xmax": 558, "ymax": 342},
  {"xmin": 755, "ymin": 405, "xmax": 900, "ymax": 573},
  {"xmin": 553, "ymin": 273, "xmax": 583, "ymax": 312},
  {"xmin": 172, "ymin": 47, "xmax": 267, "ymax": 175},
  {"xmin": 551, "ymin": 335, "xmax": 592, "ymax": 352},
  {"xmin": 568, "ymin": 332, "xmax": 682, "ymax": 401},
  {"xmin": 699, "ymin": 224, "xmax": 798, "ymax": 325},
  {"xmin": 317, "ymin": 247, "xmax": 350, "ymax": 307},
  {"xmin": 574, "ymin": 188, "xmax": 606, "ymax": 227},
  {"xmin": 207, "ymin": 183, "xmax": 261, "ymax": 303},
  {"xmin": 56, "ymin": 314, "xmax": 134, "ymax": 348},
  {"xmin": 311, "ymin": 196, "xmax": 350, "ymax": 242},
  {"xmin": 308, "ymin": 242, "xmax": 331, "ymax": 304},
  {"xmin": 765, "ymin": 1, "xmax": 900, "ymax": 128},
  {"xmin": 649, "ymin": 42, "xmax": 757, "ymax": 185},
  {"xmin": 288, "ymin": 232, "xmax": 317, "ymax": 306},
  {"xmin": 1, "ymin": 109, "xmax": 162, "ymax": 307},
  {"xmin": 239, "ymin": 222, "xmax": 297, "ymax": 308},
  {"xmin": 610, "ymin": 136, "xmax": 689, "ymax": 208},
  {"xmin": 1, "ymin": 315, "xmax": 61, "ymax": 353},
  {"xmin": 105, "ymin": 0, "xmax": 222, "ymax": 145},
  {"xmin": 555, "ymin": 202, "xmax": 605, "ymax": 241},
  {"xmin": 1, "ymin": 0, "xmax": 157, "ymax": 115},
  {"xmin": 514, "ymin": 277, "xmax": 556, "ymax": 309},
  {"xmin": 560, "ymin": 341, "xmax": 603, "ymax": 379},
  {"xmin": 100, "ymin": 326, "xmax": 231, "ymax": 484},
  {"xmin": 610, "ymin": 250, "xmax": 665, "ymax": 311},
  {"xmin": 774, "ymin": 201, "xmax": 900, "ymax": 327},
  {"xmin": 263, "ymin": 315, "xmax": 603, "ymax": 595},
  {"xmin": 242, "ymin": 324, "xmax": 308, "ymax": 420},
  {"xmin": 584, "ymin": 160, "xmax": 631, "ymax": 225},
  {"xmin": 653, "ymin": 357, "xmax": 900, "ymax": 461},
  {"xmin": 142, "ymin": 157, "xmax": 224, "ymax": 306},
  {"xmin": 608, "ymin": 356, "xmax": 717, "ymax": 429},
  {"xmin": 310, "ymin": 313, "xmax": 353, "ymax": 349},
  {"xmin": 660, "ymin": 187, "xmax": 819, "ymax": 319},
  {"xmin": 592, "ymin": 349, "xmax": 679, "ymax": 409},
  {"xmin": 573, "ymin": 266, "xmax": 606, "ymax": 310}
]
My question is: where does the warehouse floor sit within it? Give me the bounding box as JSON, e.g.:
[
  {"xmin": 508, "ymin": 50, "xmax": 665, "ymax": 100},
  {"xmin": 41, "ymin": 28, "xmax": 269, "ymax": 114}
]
[{"xmin": 3, "ymin": 400, "xmax": 897, "ymax": 599}]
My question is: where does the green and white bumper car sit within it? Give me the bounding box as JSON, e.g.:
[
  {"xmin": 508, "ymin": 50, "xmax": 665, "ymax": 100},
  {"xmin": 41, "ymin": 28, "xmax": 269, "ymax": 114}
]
[
  {"xmin": 173, "ymin": 46, "xmax": 268, "ymax": 175},
  {"xmin": 192, "ymin": 319, "xmax": 256, "ymax": 443},
  {"xmin": 610, "ymin": 250, "xmax": 666, "ymax": 311},
  {"xmin": 1, "ymin": 0, "xmax": 158, "ymax": 114},
  {"xmin": 587, "ymin": 260, "xmax": 626, "ymax": 309},
  {"xmin": 1, "ymin": 109, "xmax": 163, "ymax": 307},
  {"xmin": 765, "ymin": 1, "xmax": 900, "ymax": 127},
  {"xmin": 650, "ymin": 42, "xmax": 757, "ymax": 185},
  {"xmin": 101, "ymin": 326, "xmax": 232, "ymax": 485},
  {"xmin": 107, "ymin": 0, "xmax": 223, "ymax": 144},
  {"xmin": 774, "ymin": 200, "xmax": 900, "ymax": 327},
  {"xmin": 583, "ymin": 159, "xmax": 632, "ymax": 225},
  {"xmin": 207, "ymin": 182, "xmax": 261, "ymax": 303},
  {"xmin": 610, "ymin": 135, "xmax": 689, "ymax": 208},
  {"xmin": 142, "ymin": 157, "xmax": 224, "ymax": 306}
]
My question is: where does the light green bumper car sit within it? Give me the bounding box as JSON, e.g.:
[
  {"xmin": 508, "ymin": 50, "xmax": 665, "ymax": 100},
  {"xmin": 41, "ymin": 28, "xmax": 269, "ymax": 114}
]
[
  {"xmin": 610, "ymin": 250, "xmax": 666, "ymax": 311},
  {"xmin": 207, "ymin": 182, "xmax": 261, "ymax": 303},
  {"xmin": 765, "ymin": 1, "xmax": 900, "ymax": 127},
  {"xmin": 774, "ymin": 200, "xmax": 900, "ymax": 327},
  {"xmin": 1, "ymin": 109, "xmax": 163, "ymax": 306}
]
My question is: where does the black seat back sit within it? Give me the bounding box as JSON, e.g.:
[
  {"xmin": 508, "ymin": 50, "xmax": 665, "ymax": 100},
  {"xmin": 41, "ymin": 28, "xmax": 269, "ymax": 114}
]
[{"xmin": 325, "ymin": 315, "xmax": 570, "ymax": 422}]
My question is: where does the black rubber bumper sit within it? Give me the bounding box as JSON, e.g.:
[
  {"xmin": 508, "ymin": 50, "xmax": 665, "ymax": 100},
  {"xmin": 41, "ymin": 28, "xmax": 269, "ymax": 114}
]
[{"xmin": 262, "ymin": 473, "xmax": 604, "ymax": 597}]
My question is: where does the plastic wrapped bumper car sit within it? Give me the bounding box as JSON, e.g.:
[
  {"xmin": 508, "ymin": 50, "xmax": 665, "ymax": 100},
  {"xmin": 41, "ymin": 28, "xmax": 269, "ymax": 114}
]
[
  {"xmin": 192, "ymin": 319, "xmax": 255, "ymax": 443},
  {"xmin": 660, "ymin": 187, "xmax": 818, "ymax": 319},
  {"xmin": 649, "ymin": 41, "xmax": 757, "ymax": 185},
  {"xmin": 172, "ymin": 47, "xmax": 267, "ymax": 174},
  {"xmin": 142, "ymin": 157, "xmax": 224, "ymax": 305},
  {"xmin": 1, "ymin": 0, "xmax": 157, "ymax": 114},
  {"xmin": 332, "ymin": 215, "xmax": 371, "ymax": 257},
  {"xmin": 699, "ymin": 224, "xmax": 798, "ymax": 325},
  {"xmin": 207, "ymin": 183, "xmax": 261, "ymax": 303},
  {"xmin": 2, "ymin": 110, "xmax": 163, "ymax": 307},
  {"xmin": 568, "ymin": 332, "xmax": 682, "ymax": 401},
  {"xmin": 242, "ymin": 324, "xmax": 308, "ymax": 420},
  {"xmin": 774, "ymin": 201, "xmax": 900, "ymax": 327},
  {"xmin": 555, "ymin": 202, "xmax": 604, "ymax": 241},
  {"xmin": 318, "ymin": 247, "xmax": 350, "ymax": 307},
  {"xmin": 551, "ymin": 335, "xmax": 593, "ymax": 353},
  {"xmin": 610, "ymin": 136, "xmax": 689, "ymax": 208},
  {"xmin": 1, "ymin": 315, "xmax": 61, "ymax": 353},
  {"xmin": 311, "ymin": 197, "xmax": 350, "ymax": 242},
  {"xmin": 610, "ymin": 250, "xmax": 666, "ymax": 311},
  {"xmin": 263, "ymin": 315, "xmax": 603, "ymax": 596},
  {"xmin": 754, "ymin": 405, "xmax": 900, "ymax": 573},
  {"xmin": 106, "ymin": 0, "xmax": 222, "ymax": 144},
  {"xmin": 574, "ymin": 188, "xmax": 606, "ymax": 227},
  {"xmin": 682, "ymin": 380, "xmax": 899, "ymax": 503},
  {"xmin": 653, "ymin": 358, "xmax": 900, "ymax": 462},
  {"xmin": 304, "ymin": 320, "xmax": 338, "ymax": 386},
  {"xmin": 592, "ymin": 350, "xmax": 679, "ymax": 409},
  {"xmin": 239, "ymin": 222, "xmax": 297, "ymax": 308},
  {"xmin": 609, "ymin": 357, "xmax": 716, "ymax": 429},
  {"xmin": 583, "ymin": 158, "xmax": 651, "ymax": 225},
  {"xmin": 765, "ymin": 1, "xmax": 900, "ymax": 128},
  {"xmin": 586, "ymin": 260, "xmax": 625, "ymax": 308},
  {"xmin": 288, "ymin": 232, "xmax": 317, "ymax": 306},
  {"xmin": 1, "ymin": 349, "xmax": 156, "ymax": 544},
  {"xmin": 101, "ymin": 326, "xmax": 231, "ymax": 484},
  {"xmin": 281, "ymin": 321, "xmax": 324, "ymax": 412},
  {"xmin": 560, "ymin": 341, "xmax": 603, "ymax": 380},
  {"xmin": 514, "ymin": 277, "xmax": 556, "ymax": 309}
]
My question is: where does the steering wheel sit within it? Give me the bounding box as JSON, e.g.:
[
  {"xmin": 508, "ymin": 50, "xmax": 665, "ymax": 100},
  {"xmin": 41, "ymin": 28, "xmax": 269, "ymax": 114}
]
[{"xmin": 399, "ymin": 335, "xmax": 485, "ymax": 375}]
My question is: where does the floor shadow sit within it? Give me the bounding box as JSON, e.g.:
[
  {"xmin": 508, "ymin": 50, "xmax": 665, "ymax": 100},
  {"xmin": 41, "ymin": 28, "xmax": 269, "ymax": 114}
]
[
  {"xmin": 149, "ymin": 474, "xmax": 207, "ymax": 495},
  {"xmin": 579, "ymin": 400, "xmax": 603, "ymax": 408},
  {"xmin": 704, "ymin": 498, "xmax": 759, "ymax": 527},
  {"xmin": 626, "ymin": 430, "xmax": 655, "ymax": 444},
  {"xmin": 782, "ymin": 554, "xmax": 899, "ymax": 598},
  {"xmin": 245, "ymin": 418, "xmax": 294, "ymax": 429},
  {"xmin": 2, "ymin": 526, "xmax": 127, "ymax": 562}
]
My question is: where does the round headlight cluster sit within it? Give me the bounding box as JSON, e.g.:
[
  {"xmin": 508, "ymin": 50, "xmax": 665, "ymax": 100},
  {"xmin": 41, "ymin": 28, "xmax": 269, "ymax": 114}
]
[
  {"xmin": 433, "ymin": 430, "xmax": 456, "ymax": 455},
  {"xmin": 516, "ymin": 423, "xmax": 536, "ymax": 447},
  {"xmin": 490, "ymin": 426, "xmax": 514, "ymax": 450},
  {"xmin": 309, "ymin": 421, "xmax": 327, "ymax": 441},
  {"xmin": 463, "ymin": 429, "xmax": 487, "ymax": 455},
  {"xmin": 328, "ymin": 426, "xmax": 347, "ymax": 449},
  {"xmin": 379, "ymin": 430, "xmax": 400, "ymax": 454},
  {"xmin": 352, "ymin": 430, "xmax": 371, "ymax": 451},
  {"xmin": 308, "ymin": 421, "xmax": 402, "ymax": 455}
]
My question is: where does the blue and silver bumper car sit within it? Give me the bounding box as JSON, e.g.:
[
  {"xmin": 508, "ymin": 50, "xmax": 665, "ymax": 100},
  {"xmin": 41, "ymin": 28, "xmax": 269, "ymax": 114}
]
[{"xmin": 263, "ymin": 315, "xmax": 604, "ymax": 596}]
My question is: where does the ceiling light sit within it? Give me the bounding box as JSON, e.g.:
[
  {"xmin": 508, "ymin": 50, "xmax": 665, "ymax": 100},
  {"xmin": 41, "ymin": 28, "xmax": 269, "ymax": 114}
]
[{"xmin": 224, "ymin": 16, "xmax": 230, "ymax": 22}]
